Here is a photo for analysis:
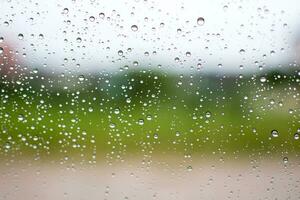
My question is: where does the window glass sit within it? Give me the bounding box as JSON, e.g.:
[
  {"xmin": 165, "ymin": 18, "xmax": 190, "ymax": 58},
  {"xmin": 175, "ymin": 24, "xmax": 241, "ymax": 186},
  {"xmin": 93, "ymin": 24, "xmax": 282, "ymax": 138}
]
[{"xmin": 0, "ymin": 0, "xmax": 300, "ymax": 199}]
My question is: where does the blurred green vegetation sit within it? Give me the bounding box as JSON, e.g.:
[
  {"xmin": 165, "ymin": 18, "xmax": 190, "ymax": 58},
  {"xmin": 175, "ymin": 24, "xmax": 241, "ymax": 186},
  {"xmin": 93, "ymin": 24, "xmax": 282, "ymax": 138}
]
[{"xmin": 0, "ymin": 68, "xmax": 299, "ymax": 160}]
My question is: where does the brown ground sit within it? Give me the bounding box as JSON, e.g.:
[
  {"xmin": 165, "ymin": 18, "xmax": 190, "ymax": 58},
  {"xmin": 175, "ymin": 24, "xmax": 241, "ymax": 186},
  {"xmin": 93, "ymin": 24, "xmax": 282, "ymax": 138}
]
[{"xmin": 0, "ymin": 157, "xmax": 299, "ymax": 200}]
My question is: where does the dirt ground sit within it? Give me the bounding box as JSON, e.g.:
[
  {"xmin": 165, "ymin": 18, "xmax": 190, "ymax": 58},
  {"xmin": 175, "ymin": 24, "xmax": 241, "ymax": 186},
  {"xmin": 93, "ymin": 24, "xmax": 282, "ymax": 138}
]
[{"xmin": 0, "ymin": 157, "xmax": 300, "ymax": 200}]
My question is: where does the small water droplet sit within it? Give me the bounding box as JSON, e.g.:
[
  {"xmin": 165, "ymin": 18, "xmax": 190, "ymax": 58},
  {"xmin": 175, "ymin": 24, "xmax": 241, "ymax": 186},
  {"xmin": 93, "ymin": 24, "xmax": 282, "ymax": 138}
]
[
  {"xmin": 126, "ymin": 98, "xmax": 131, "ymax": 103},
  {"xmin": 89, "ymin": 16, "xmax": 95, "ymax": 22},
  {"xmin": 187, "ymin": 165, "xmax": 193, "ymax": 171},
  {"xmin": 114, "ymin": 108, "xmax": 120, "ymax": 114},
  {"xmin": 62, "ymin": 8, "xmax": 69, "ymax": 14},
  {"xmin": 131, "ymin": 25, "xmax": 138, "ymax": 32},
  {"xmin": 4, "ymin": 142, "xmax": 11, "ymax": 150},
  {"xmin": 271, "ymin": 130, "xmax": 279, "ymax": 138},
  {"xmin": 118, "ymin": 50, "xmax": 123, "ymax": 56},
  {"xmin": 186, "ymin": 52, "xmax": 191, "ymax": 57},
  {"xmin": 18, "ymin": 114, "xmax": 25, "ymax": 121},
  {"xmin": 76, "ymin": 37, "xmax": 82, "ymax": 43},
  {"xmin": 99, "ymin": 13, "xmax": 105, "ymax": 19},
  {"xmin": 146, "ymin": 115, "xmax": 152, "ymax": 121},
  {"xmin": 223, "ymin": 5, "xmax": 228, "ymax": 11},
  {"xmin": 283, "ymin": 157, "xmax": 288, "ymax": 164},
  {"xmin": 138, "ymin": 119, "xmax": 144, "ymax": 125},
  {"xmin": 18, "ymin": 33, "xmax": 24, "ymax": 40},
  {"xmin": 109, "ymin": 123, "xmax": 116, "ymax": 129},
  {"xmin": 78, "ymin": 75, "xmax": 85, "ymax": 81},
  {"xmin": 260, "ymin": 76, "xmax": 267, "ymax": 83},
  {"xmin": 205, "ymin": 111, "xmax": 211, "ymax": 118},
  {"xmin": 133, "ymin": 61, "xmax": 138, "ymax": 66},
  {"xmin": 197, "ymin": 17, "xmax": 205, "ymax": 26},
  {"xmin": 239, "ymin": 49, "xmax": 245, "ymax": 54}
]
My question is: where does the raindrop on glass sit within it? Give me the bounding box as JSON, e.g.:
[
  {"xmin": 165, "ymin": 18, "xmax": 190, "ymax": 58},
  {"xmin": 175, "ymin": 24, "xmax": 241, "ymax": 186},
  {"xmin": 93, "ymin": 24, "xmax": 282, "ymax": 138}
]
[
  {"xmin": 131, "ymin": 25, "xmax": 138, "ymax": 32},
  {"xmin": 260, "ymin": 76, "xmax": 267, "ymax": 83},
  {"xmin": 271, "ymin": 130, "xmax": 279, "ymax": 138},
  {"xmin": 18, "ymin": 33, "xmax": 24, "ymax": 40},
  {"xmin": 197, "ymin": 17, "xmax": 205, "ymax": 26}
]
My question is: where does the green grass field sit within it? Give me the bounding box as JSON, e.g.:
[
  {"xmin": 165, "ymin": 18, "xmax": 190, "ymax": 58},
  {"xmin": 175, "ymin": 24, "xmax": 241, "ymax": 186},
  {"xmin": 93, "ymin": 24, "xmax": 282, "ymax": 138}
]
[{"xmin": 0, "ymin": 70, "xmax": 299, "ymax": 161}]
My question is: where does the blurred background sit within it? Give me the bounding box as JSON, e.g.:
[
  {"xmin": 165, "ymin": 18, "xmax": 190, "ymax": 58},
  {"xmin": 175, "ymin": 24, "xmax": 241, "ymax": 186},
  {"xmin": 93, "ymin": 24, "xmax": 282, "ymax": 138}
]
[{"xmin": 0, "ymin": 0, "xmax": 300, "ymax": 199}]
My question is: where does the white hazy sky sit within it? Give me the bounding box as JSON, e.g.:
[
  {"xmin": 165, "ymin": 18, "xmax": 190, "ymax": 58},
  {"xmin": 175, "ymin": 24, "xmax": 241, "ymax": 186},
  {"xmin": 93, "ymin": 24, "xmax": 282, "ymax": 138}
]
[{"xmin": 1, "ymin": 0, "xmax": 300, "ymax": 74}]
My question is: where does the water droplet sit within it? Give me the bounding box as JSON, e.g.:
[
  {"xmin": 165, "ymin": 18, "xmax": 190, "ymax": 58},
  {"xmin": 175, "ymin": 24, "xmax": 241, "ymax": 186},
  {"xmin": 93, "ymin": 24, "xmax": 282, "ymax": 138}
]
[
  {"xmin": 271, "ymin": 130, "xmax": 279, "ymax": 138},
  {"xmin": 76, "ymin": 37, "xmax": 82, "ymax": 43},
  {"xmin": 205, "ymin": 111, "xmax": 212, "ymax": 118},
  {"xmin": 239, "ymin": 49, "xmax": 245, "ymax": 54},
  {"xmin": 109, "ymin": 123, "xmax": 116, "ymax": 129},
  {"xmin": 186, "ymin": 52, "xmax": 191, "ymax": 57},
  {"xmin": 187, "ymin": 165, "xmax": 193, "ymax": 171},
  {"xmin": 197, "ymin": 17, "xmax": 205, "ymax": 26},
  {"xmin": 89, "ymin": 16, "xmax": 95, "ymax": 22},
  {"xmin": 114, "ymin": 108, "xmax": 120, "ymax": 114},
  {"xmin": 153, "ymin": 133, "xmax": 158, "ymax": 139},
  {"xmin": 18, "ymin": 33, "xmax": 24, "ymax": 40},
  {"xmin": 294, "ymin": 133, "xmax": 299, "ymax": 140},
  {"xmin": 118, "ymin": 50, "xmax": 123, "ymax": 56},
  {"xmin": 283, "ymin": 157, "xmax": 288, "ymax": 164},
  {"xmin": 99, "ymin": 13, "xmax": 105, "ymax": 19},
  {"xmin": 260, "ymin": 76, "xmax": 267, "ymax": 83},
  {"xmin": 270, "ymin": 50, "xmax": 275, "ymax": 55},
  {"xmin": 133, "ymin": 61, "xmax": 138, "ymax": 66},
  {"xmin": 62, "ymin": 8, "xmax": 69, "ymax": 14},
  {"xmin": 131, "ymin": 25, "xmax": 138, "ymax": 32},
  {"xmin": 18, "ymin": 114, "xmax": 25, "ymax": 121},
  {"xmin": 138, "ymin": 119, "xmax": 144, "ymax": 125},
  {"xmin": 126, "ymin": 98, "xmax": 131, "ymax": 103},
  {"xmin": 223, "ymin": 5, "xmax": 228, "ymax": 11},
  {"xmin": 146, "ymin": 115, "xmax": 152, "ymax": 121},
  {"xmin": 0, "ymin": 47, "xmax": 3, "ymax": 54},
  {"xmin": 38, "ymin": 34, "xmax": 44, "ymax": 39},
  {"xmin": 3, "ymin": 21, "xmax": 9, "ymax": 26},
  {"xmin": 78, "ymin": 75, "xmax": 85, "ymax": 81}
]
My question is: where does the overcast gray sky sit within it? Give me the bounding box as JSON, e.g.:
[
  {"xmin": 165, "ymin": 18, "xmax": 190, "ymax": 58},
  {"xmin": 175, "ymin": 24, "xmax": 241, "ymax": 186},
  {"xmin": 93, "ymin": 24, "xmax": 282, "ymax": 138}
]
[{"xmin": 1, "ymin": 0, "xmax": 300, "ymax": 74}]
